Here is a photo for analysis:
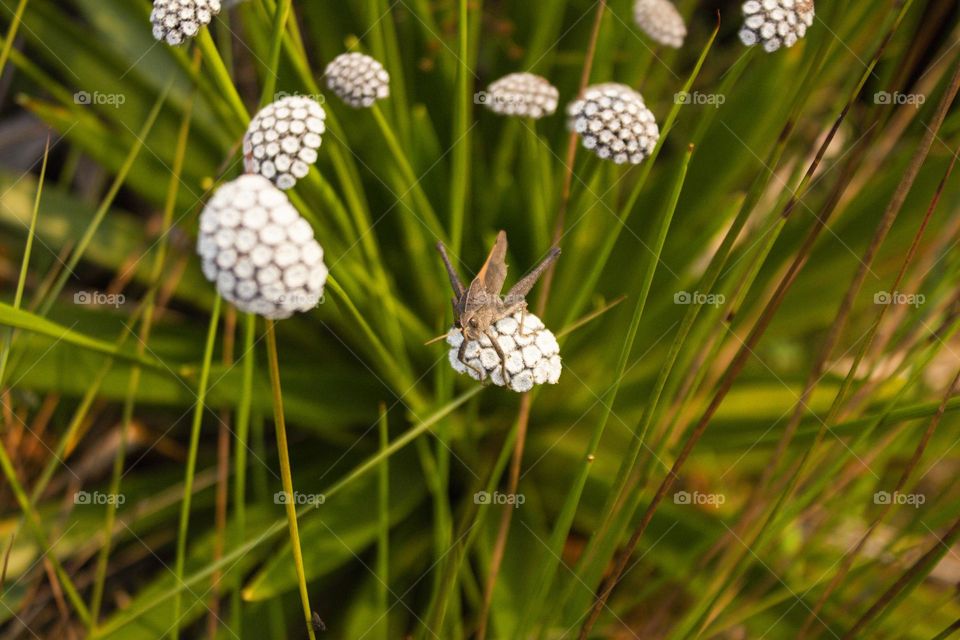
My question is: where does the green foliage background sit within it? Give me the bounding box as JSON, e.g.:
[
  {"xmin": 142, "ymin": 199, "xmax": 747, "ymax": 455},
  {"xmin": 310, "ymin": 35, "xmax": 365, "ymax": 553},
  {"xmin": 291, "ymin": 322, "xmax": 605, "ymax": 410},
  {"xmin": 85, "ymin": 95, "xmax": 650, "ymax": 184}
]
[{"xmin": 1, "ymin": 0, "xmax": 960, "ymax": 638}]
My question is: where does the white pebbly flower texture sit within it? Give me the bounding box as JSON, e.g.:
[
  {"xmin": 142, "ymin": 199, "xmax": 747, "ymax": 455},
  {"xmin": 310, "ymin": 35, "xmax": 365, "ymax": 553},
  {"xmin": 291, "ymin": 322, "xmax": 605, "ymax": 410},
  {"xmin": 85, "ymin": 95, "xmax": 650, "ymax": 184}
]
[
  {"xmin": 324, "ymin": 52, "xmax": 391, "ymax": 108},
  {"xmin": 243, "ymin": 96, "xmax": 326, "ymax": 190},
  {"xmin": 151, "ymin": 0, "xmax": 221, "ymax": 46},
  {"xmin": 566, "ymin": 83, "xmax": 659, "ymax": 165},
  {"xmin": 483, "ymin": 73, "xmax": 559, "ymax": 119},
  {"xmin": 739, "ymin": 0, "xmax": 815, "ymax": 53},
  {"xmin": 633, "ymin": 0, "xmax": 687, "ymax": 49},
  {"xmin": 446, "ymin": 312, "xmax": 562, "ymax": 393},
  {"xmin": 197, "ymin": 175, "xmax": 328, "ymax": 320}
]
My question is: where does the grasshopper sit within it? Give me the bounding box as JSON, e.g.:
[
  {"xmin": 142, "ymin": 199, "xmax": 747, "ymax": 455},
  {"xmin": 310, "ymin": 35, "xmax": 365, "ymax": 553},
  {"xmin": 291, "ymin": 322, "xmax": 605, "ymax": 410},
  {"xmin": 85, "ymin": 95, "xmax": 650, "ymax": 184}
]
[{"xmin": 437, "ymin": 231, "xmax": 560, "ymax": 383}]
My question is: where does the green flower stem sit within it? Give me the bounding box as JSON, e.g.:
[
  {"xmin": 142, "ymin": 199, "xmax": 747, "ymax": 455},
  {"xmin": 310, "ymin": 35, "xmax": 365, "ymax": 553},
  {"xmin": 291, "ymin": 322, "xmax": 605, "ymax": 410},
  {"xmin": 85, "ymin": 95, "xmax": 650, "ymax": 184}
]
[
  {"xmin": 370, "ymin": 103, "xmax": 446, "ymax": 243},
  {"xmin": 376, "ymin": 404, "xmax": 390, "ymax": 640},
  {"xmin": 448, "ymin": 0, "xmax": 473, "ymax": 256},
  {"xmin": 0, "ymin": 0, "xmax": 27, "ymax": 77},
  {"xmin": 0, "ymin": 135, "xmax": 47, "ymax": 388},
  {"xmin": 196, "ymin": 29, "xmax": 249, "ymax": 123},
  {"xmin": 265, "ymin": 318, "xmax": 317, "ymax": 640},
  {"xmin": 522, "ymin": 120, "xmax": 551, "ymax": 252},
  {"xmin": 230, "ymin": 312, "xmax": 256, "ymax": 635},
  {"xmin": 171, "ymin": 294, "xmax": 222, "ymax": 640},
  {"xmin": 258, "ymin": 0, "xmax": 293, "ymax": 107}
]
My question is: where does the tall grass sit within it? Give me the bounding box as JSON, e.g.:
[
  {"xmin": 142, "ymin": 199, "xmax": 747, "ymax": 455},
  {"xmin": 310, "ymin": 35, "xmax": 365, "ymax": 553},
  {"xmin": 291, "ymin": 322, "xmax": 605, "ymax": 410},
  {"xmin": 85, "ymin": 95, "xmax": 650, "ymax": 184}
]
[{"xmin": 1, "ymin": 0, "xmax": 960, "ymax": 639}]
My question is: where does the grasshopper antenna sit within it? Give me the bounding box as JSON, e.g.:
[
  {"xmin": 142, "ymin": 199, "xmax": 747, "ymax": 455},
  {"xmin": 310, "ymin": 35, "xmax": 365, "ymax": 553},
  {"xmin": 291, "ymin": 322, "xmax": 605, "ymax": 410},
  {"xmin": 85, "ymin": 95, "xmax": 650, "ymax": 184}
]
[{"xmin": 424, "ymin": 333, "xmax": 449, "ymax": 346}]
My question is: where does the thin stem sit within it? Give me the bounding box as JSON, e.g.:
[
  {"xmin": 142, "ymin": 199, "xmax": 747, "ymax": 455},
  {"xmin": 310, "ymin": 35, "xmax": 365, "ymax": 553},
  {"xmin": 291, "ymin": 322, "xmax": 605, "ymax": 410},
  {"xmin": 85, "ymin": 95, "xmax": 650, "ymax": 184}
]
[
  {"xmin": 370, "ymin": 103, "xmax": 446, "ymax": 242},
  {"xmin": 376, "ymin": 403, "xmax": 390, "ymax": 640},
  {"xmin": 259, "ymin": 0, "xmax": 293, "ymax": 107},
  {"xmin": 196, "ymin": 28, "xmax": 248, "ymax": 122},
  {"xmin": 0, "ymin": 0, "xmax": 27, "ymax": 77},
  {"xmin": 265, "ymin": 319, "xmax": 317, "ymax": 640},
  {"xmin": 448, "ymin": 0, "xmax": 474, "ymax": 256},
  {"xmin": 475, "ymin": 395, "xmax": 532, "ymax": 640},
  {"xmin": 534, "ymin": 0, "xmax": 606, "ymax": 316},
  {"xmin": 230, "ymin": 312, "xmax": 256, "ymax": 635},
  {"xmin": 207, "ymin": 306, "xmax": 235, "ymax": 637},
  {"xmin": 0, "ymin": 135, "xmax": 48, "ymax": 386},
  {"xmin": 171, "ymin": 295, "xmax": 222, "ymax": 640}
]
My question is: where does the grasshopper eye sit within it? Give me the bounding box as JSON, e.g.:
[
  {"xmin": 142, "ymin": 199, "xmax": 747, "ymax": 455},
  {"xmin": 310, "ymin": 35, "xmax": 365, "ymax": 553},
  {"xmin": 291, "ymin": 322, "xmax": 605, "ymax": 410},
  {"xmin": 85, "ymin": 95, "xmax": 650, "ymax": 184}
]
[{"xmin": 469, "ymin": 318, "xmax": 479, "ymax": 328}]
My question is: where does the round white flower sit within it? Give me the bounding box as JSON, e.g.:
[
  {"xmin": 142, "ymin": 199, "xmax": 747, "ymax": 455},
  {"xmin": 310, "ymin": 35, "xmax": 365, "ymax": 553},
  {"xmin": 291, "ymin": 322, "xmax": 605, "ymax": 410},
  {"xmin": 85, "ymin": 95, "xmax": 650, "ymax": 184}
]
[
  {"xmin": 566, "ymin": 83, "xmax": 659, "ymax": 165},
  {"xmin": 633, "ymin": 0, "xmax": 687, "ymax": 48},
  {"xmin": 483, "ymin": 73, "xmax": 559, "ymax": 119},
  {"xmin": 324, "ymin": 52, "xmax": 390, "ymax": 108},
  {"xmin": 739, "ymin": 0, "xmax": 815, "ymax": 53},
  {"xmin": 198, "ymin": 175, "xmax": 328, "ymax": 320},
  {"xmin": 150, "ymin": 0, "xmax": 221, "ymax": 46},
  {"xmin": 242, "ymin": 96, "xmax": 326, "ymax": 190},
  {"xmin": 446, "ymin": 312, "xmax": 562, "ymax": 393}
]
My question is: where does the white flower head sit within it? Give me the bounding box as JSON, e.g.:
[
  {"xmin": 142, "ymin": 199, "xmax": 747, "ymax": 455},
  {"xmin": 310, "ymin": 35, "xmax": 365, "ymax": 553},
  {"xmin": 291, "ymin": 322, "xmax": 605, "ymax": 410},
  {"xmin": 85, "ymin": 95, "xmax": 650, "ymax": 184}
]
[
  {"xmin": 739, "ymin": 0, "xmax": 815, "ymax": 53},
  {"xmin": 446, "ymin": 312, "xmax": 562, "ymax": 393},
  {"xmin": 151, "ymin": 0, "xmax": 221, "ymax": 46},
  {"xmin": 198, "ymin": 175, "xmax": 328, "ymax": 320},
  {"xmin": 566, "ymin": 83, "xmax": 659, "ymax": 165},
  {"xmin": 324, "ymin": 52, "xmax": 391, "ymax": 108},
  {"xmin": 483, "ymin": 73, "xmax": 559, "ymax": 119},
  {"xmin": 243, "ymin": 95, "xmax": 326, "ymax": 190},
  {"xmin": 633, "ymin": 0, "xmax": 687, "ymax": 48}
]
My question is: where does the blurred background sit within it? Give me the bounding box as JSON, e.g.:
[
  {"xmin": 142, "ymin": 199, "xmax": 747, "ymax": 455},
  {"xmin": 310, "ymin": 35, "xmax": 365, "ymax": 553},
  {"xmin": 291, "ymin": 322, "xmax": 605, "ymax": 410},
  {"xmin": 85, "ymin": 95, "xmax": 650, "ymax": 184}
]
[{"xmin": 1, "ymin": 0, "xmax": 960, "ymax": 638}]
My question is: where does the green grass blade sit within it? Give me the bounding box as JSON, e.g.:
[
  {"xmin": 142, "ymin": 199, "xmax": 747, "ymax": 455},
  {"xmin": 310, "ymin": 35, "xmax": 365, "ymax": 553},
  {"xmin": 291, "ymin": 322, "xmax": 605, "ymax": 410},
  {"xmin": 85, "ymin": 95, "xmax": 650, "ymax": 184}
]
[
  {"xmin": 171, "ymin": 294, "xmax": 222, "ymax": 640},
  {"xmin": 521, "ymin": 143, "xmax": 693, "ymax": 639},
  {"xmin": 265, "ymin": 318, "xmax": 317, "ymax": 640}
]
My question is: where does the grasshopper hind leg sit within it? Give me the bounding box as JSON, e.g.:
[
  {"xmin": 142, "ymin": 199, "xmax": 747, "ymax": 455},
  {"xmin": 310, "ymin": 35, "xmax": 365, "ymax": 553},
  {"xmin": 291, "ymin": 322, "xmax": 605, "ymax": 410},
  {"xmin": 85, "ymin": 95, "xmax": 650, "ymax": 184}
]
[
  {"xmin": 486, "ymin": 329, "xmax": 511, "ymax": 385},
  {"xmin": 458, "ymin": 336, "xmax": 486, "ymax": 381}
]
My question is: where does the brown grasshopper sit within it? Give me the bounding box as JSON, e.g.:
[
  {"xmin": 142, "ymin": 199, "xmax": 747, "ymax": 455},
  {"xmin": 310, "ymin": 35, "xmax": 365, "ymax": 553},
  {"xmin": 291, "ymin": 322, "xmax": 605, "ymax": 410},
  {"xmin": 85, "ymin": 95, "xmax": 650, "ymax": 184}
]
[{"xmin": 437, "ymin": 231, "xmax": 560, "ymax": 383}]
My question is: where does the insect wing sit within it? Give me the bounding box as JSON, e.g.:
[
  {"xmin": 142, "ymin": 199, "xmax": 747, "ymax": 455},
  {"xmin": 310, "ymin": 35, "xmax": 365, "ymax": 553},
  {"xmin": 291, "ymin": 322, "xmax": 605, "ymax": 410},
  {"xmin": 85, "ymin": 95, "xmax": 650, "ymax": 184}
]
[{"xmin": 466, "ymin": 230, "xmax": 508, "ymax": 310}]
